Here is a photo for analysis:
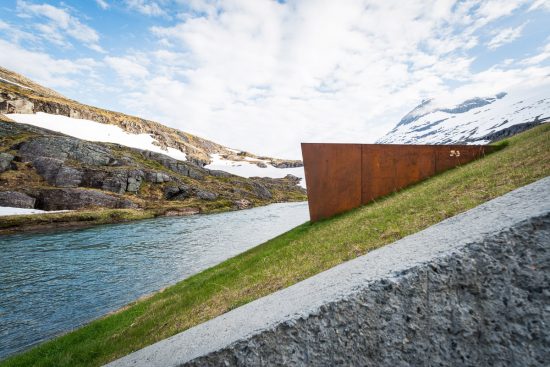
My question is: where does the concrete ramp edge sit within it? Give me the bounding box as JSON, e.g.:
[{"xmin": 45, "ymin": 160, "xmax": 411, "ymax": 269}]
[{"xmin": 107, "ymin": 176, "xmax": 550, "ymax": 366}]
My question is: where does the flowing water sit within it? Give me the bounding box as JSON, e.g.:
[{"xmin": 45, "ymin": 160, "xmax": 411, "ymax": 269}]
[{"xmin": 0, "ymin": 202, "xmax": 309, "ymax": 359}]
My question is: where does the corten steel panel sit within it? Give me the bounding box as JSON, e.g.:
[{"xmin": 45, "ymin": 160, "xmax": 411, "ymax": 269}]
[
  {"xmin": 302, "ymin": 143, "xmax": 495, "ymax": 222},
  {"xmin": 434, "ymin": 145, "xmax": 492, "ymax": 172},
  {"xmin": 362, "ymin": 145, "xmax": 436, "ymax": 203},
  {"xmin": 301, "ymin": 143, "xmax": 362, "ymax": 222}
]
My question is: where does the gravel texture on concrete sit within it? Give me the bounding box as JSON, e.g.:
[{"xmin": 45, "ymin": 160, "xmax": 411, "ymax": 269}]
[{"xmin": 107, "ymin": 176, "xmax": 550, "ymax": 367}]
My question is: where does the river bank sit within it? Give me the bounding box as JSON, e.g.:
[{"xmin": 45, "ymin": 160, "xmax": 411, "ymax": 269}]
[
  {"xmin": 0, "ymin": 198, "xmax": 306, "ymax": 235},
  {"xmin": 0, "ymin": 202, "xmax": 310, "ymax": 359}
]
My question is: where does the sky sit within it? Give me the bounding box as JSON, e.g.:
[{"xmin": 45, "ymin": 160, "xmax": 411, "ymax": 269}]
[{"xmin": 0, "ymin": 0, "xmax": 549, "ymax": 159}]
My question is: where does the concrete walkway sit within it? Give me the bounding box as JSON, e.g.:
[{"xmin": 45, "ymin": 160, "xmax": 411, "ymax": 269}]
[{"xmin": 107, "ymin": 176, "xmax": 550, "ymax": 366}]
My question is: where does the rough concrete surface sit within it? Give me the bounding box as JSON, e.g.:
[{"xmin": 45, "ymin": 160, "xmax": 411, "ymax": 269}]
[{"xmin": 107, "ymin": 177, "xmax": 550, "ymax": 367}]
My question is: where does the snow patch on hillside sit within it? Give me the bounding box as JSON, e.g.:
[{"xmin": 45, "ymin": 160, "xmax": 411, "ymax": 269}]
[
  {"xmin": 0, "ymin": 76, "xmax": 31, "ymax": 90},
  {"xmin": 0, "ymin": 207, "xmax": 68, "ymax": 216},
  {"xmin": 206, "ymin": 154, "xmax": 306, "ymax": 188},
  {"xmin": 7, "ymin": 112, "xmax": 188, "ymax": 161}
]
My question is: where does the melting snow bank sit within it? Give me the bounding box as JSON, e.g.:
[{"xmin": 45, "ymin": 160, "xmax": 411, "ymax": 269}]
[
  {"xmin": 7, "ymin": 113, "xmax": 305, "ymax": 187},
  {"xmin": 205, "ymin": 154, "xmax": 306, "ymax": 188},
  {"xmin": 6, "ymin": 112, "xmax": 188, "ymax": 161},
  {"xmin": 0, "ymin": 207, "xmax": 69, "ymax": 216}
]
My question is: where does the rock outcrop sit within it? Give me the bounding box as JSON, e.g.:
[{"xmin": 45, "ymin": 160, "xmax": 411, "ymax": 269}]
[
  {"xmin": 0, "ymin": 191, "xmax": 36, "ymax": 208},
  {"xmin": 36, "ymin": 188, "xmax": 138, "ymax": 210},
  {"xmin": 0, "ymin": 120, "xmax": 306, "ymax": 213}
]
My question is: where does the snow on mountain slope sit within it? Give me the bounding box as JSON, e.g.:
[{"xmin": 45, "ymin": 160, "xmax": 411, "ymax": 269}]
[
  {"xmin": 378, "ymin": 82, "xmax": 550, "ymax": 144},
  {"xmin": 205, "ymin": 154, "xmax": 306, "ymax": 188},
  {"xmin": 7, "ymin": 112, "xmax": 189, "ymax": 160},
  {"xmin": 7, "ymin": 112, "xmax": 306, "ymax": 184}
]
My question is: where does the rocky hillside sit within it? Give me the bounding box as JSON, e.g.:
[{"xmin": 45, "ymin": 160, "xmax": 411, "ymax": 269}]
[
  {"xmin": 0, "ymin": 66, "xmax": 302, "ymax": 168},
  {"xmin": 0, "ymin": 116, "xmax": 305, "ymax": 215},
  {"xmin": 378, "ymin": 81, "xmax": 550, "ymax": 144}
]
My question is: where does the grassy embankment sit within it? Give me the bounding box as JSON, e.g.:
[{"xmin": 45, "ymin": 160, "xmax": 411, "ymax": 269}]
[{"xmin": 2, "ymin": 123, "xmax": 549, "ymax": 367}]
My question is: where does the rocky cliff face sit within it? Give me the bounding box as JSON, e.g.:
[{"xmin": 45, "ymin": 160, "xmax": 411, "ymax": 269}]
[
  {"xmin": 0, "ymin": 120, "xmax": 305, "ymax": 213},
  {"xmin": 0, "ymin": 66, "xmax": 302, "ymax": 168}
]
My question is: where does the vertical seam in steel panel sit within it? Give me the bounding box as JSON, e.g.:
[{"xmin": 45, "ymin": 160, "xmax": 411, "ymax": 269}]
[{"xmin": 360, "ymin": 145, "xmax": 364, "ymax": 205}]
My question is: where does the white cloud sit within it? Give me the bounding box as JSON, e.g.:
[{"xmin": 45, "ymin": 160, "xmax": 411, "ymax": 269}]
[
  {"xmin": 0, "ymin": 39, "xmax": 99, "ymax": 89},
  {"xmin": 528, "ymin": 0, "xmax": 550, "ymax": 11},
  {"xmin": 104, "ymin": 55, "xmax": 150, "ymax": 86},
  {"xmin": 96, "ymin": 0, "xmax": 110, "ymax": 10},
  {"xmin": 521, "ymin": 41, "xmax": 550, "ymax": 65},
  {"xmin": 130, "ymin": 0, "xmax": 547, "ymax": 159},
  {"xmin": 16, "ymin": 0, "xmax": 103, "ymax": 52},
  {"xmin": 487, "ymin": 23, "xmax": 527, "ymax": 50},
  {"xmin": 124, "ymin": 0, "xmax": 166, "ymax": 16},
  {"xmin": 5, "ymin": 0, "xmax": 549, "ymax": 159}
]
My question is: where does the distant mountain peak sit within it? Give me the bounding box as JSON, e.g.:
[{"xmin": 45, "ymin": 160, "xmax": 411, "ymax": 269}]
[{"xmin": 378, "ymin": 86, "xmax": 549, "ymax": 145}]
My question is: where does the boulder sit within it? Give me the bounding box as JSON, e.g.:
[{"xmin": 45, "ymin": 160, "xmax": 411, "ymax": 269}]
[
  {"xmin": 36, "ymin": 188, "xmax": 138, "ymax": 210},
  {"xmin": 196, "ymin": 190, "xmax": 218, "ymax": 201},
  {"xmin": 164, "ymin": 184, "xmax": 192, "ymax": 200},
  {"xmin": 126, "ymin": 176, "xmax": 141, "ymax": 193},
  {"xmin": 0, "ymin": 191, "xmax": 36, "ymax": 208},
  {"xmin": 234, "ymin": 199, "xmax": 252, "ymax": 210},
  {"xmin": 145, "ymin": 171, "xmax": 171, "ymax": 183},
  {"xmin": 31, "ymin": 157, "xmax": 83, "ymax": 187},
  {"xmin": 250, "ymin": 181, "xmax": 272, "ymax": 199},
  {"xmin": 208, "ymin": 169, "xmax": 234, "ymax": 178},
  {"xmin": 0, "ymin": 152, "xmax": 14, "ymax": 172},
  {"xmin": 284, "ymin": 174, "xmax": 302, "ymax": 184},
  {"xmin": 0, "ymin": 98, "xmax": 34, "ymax": 114},
  {"xmin": 102, "ymin": 172, "xmax": 129, "ymax": 194}
]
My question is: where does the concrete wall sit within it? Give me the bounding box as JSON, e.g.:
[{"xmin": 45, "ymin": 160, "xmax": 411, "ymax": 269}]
[{"xmin": 107, "ymin": 177, "xmax": 550, "ymax": 367}]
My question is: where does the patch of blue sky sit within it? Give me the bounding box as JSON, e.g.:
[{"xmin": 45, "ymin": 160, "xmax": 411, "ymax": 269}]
[{"xmin": 469, "ymin": 8, "xmax": 550, "ymax": 73}]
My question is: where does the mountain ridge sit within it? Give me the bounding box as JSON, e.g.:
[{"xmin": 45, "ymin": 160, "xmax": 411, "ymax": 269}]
[
  {"xmin": 0, "ymin": 66, "xmax": 302, "ymax": 168},
  {"xmin": 379, "ymin": 83, "xmax": 549, "ymax": 145}
]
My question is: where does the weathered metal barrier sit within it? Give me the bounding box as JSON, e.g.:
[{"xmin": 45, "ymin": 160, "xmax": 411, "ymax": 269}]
[{"xmin": 301, "ymin": 143, "xmax": 495, "ymax": 222}]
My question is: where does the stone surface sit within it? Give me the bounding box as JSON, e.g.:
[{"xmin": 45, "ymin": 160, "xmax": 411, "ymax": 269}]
[
  {"xmin": 164, "ymin": 208, "xmax": 200, "ymax": 216},
  {"xmin": 145, "ymin": 171, "xmax": 171, "ymax": 184},
  {"xmin": 249, "ymin": 181, "xmax": 272, "ymax": 200},
  {"xmin": 107, "ymin": 177, "xmax": 550, "ymax": 367},
  {"xmin": 140, "ymin": 151, "xmax": 205, "ymax": 180},
  {"xmin": 31, "ymin": 157, "xmax": 83, "ymax": 187},
  {"xmin": 0, "ymin": 152, "xmax": 14, "ymax": 172},
  {"xmin": 19, "ymin": 136, "xmax": 113, "ymax": 166},
  {"xmin": 233, "ymin": 199, "xmax": 252, "ymax": 210},
  {"xmin": 196, "ymin": 190, "xmax": 218, "ymax": 201},
  {"xmin": 36, "ymin": 188, "xmax": 138, "ymax": 210},
  {"xmin": 208, "ymin": 169, "xmax": 234, "ymax": 178},
  {"xmin": 164, "ymin": 184, "xmax": 191, "ymax": 200},
  {"xmin": 0, "ymin": 191, "xmax": 36, "ymax": 208}
]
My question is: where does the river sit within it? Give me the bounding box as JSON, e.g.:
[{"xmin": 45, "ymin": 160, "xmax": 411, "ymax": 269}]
[{"xmin": 0, "ymin": 202, "xmax": 309, "ymax": 359}]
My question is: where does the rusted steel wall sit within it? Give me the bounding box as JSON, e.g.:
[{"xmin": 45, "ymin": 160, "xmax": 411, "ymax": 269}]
[{"xmin": 301, "ymin": 143, "xmax": 494, "ymax": 222}]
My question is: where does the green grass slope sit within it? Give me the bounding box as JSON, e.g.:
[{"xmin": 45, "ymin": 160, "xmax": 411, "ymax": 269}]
[{"xmin": 2, "ymin": 123, "xmax": 549, "ymax": 367}]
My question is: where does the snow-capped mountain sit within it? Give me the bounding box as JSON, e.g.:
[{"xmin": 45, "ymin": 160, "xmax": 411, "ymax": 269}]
[{"xmin": 378, "ymin": 82, "xmax": 550, "ymax": 144}]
